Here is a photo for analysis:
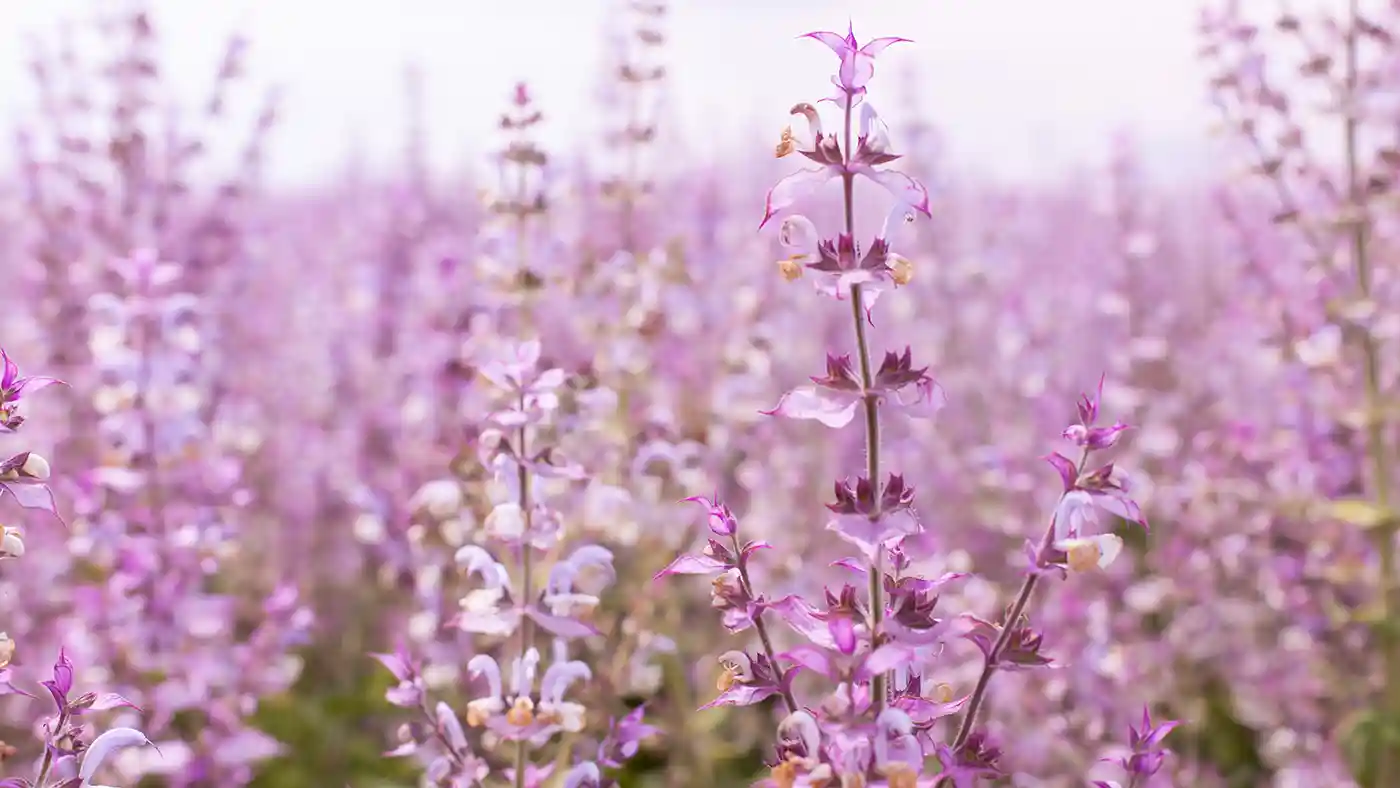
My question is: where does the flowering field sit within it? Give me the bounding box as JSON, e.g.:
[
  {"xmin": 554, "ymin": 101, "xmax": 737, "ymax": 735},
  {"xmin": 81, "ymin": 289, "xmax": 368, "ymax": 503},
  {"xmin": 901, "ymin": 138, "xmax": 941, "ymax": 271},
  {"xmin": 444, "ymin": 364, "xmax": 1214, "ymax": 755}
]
[{"xmin": 2, "ymin": 1, "xmax": 1398, "ymax": 787}]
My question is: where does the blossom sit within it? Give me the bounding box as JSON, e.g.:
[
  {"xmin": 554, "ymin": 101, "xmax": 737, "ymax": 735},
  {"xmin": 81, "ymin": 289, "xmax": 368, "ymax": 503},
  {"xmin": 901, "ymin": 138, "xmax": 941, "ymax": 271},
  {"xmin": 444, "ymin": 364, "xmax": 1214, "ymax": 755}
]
[
  {"xmin": 1103, "ymin": 707, "xmax": 1181, "ymax": 782},
  {"xmin": 542, "ymin": 544, "xmax": 615, "ymax": 618},
  {"xmin": 79, "ymin": 727, "xmax": 158, "ymax": 788},
  {"xmin": 595, "ymin": 705, "xmax": 659, "ymax": 768},
  {"xmin": 802, "ymin": 24, "xmax": 910, "ymax": 102},
  {"xmin": 0, "ymin": 451, "xmax": 60, "ymax": 521},
  {"xmin": 464, "ymin": 649, "xmax": 591, "ymax": 741},
  {"xmin": 762, "ymin": 104, "xmax": 930, "ymax": 229},
  {"xmin": 371, "ymin": 644, "xmax": 426, "ymax": 708},
  {"xmin": 761, "ymin": 350, "xmax": 944, "ymax": 430},
  {"xmin": 706, "ymin": 649, "xmax": 789, "ymax": 709},
  {"xmin": 41, "ymin": 648, "xmax": 139, "ymax": 716},
  {"xmin": 822, "ymin": 474, "xmax": 924, "ymax": 558},
  {"xmin": 0, "ymin": 349, "xmax": 63, "ymax": 433}
]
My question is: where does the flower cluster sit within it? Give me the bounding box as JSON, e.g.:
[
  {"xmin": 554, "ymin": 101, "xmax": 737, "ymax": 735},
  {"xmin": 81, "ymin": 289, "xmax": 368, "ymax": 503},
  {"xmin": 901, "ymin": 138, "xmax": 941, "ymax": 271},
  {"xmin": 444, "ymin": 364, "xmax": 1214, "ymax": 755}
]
[
  {"xmin": 658, "ymin": 24, "xmax": 1175, "ymax": 786},
  {"xmin": 0, "ymin": 350, "xmax": 64, "ymax": 526},
  {"xmin": 0, "ymin": 648, "xmax": 156, "ymax": 788},
  {"xmin": 379, "ymin": 339, "xmax": 655, "ymax": 787}
]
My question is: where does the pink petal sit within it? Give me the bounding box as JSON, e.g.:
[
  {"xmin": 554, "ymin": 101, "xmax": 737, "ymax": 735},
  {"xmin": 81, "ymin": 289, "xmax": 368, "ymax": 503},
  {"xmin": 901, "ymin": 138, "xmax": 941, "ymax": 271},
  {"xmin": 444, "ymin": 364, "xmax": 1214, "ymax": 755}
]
[
  {"xmin": 760, "ymin": 167, "xmax": 839, "ymax": 228},
  {"xmin": 896, "ymin": 379, "xmax": 946, "ymax": 419},
  {"xmin": 14, "ymin": 376, "xmax": 63, "ymax": 395},
  {"xmin": 89, "ymin": 692, "xmax": 140, "ymax": 711},
  {"xmin": 858, "ymin": 644, "xmax": 914, "ymax": 679},
  {"xmin": 525, "ymin": 607, "xmax": 598, "ymax": 639},
  {"xmin": 801, "ymin": 30, "xmax": 855, "ymax": 57},
  {"xmin": 1, "ymin": 482, "xmax": 59, "ymax": 518},
  {"xmin": 700, "ymin": 683, "xmax": 776, "ymax": 710},
  {"xmin": 1043, "ymin": 453, "xmax": 1078, "ymax": 492},
  {"xmin": 859, "ymin": 36, "xmax": 912, "ymax": 57},
  {"xmin": 770, "ymin": 595, "xmax": 838, "ymax": 650},
  {"xmin": 653, "ymin": 553, "xmax": 727, "ymax": 580},
  {"xmin": 863, "ymin": 168, "xmax": 931, "ymax": 216},
  {"xmin": 781, "ymin": 645, "xmax": 836, "ymax": 679},
  {"xmin": 760, "ymin": 385, "xmax": 860, "ymax": 428}
]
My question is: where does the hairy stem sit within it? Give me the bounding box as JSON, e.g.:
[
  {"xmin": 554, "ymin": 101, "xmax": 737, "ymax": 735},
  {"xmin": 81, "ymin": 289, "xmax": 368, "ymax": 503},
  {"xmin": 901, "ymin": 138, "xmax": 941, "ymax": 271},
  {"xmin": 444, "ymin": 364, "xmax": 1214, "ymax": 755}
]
[
  {"xmin": 948, "ymin": 450, "xmax": 1088, "ymax": 760},
  {"xmin": 731, "ymin": 534, "xmax": 799, "ymax": 714},
  {"xmin": 841, "ymin": 95, "xmax": 888, "ymax": 714}
]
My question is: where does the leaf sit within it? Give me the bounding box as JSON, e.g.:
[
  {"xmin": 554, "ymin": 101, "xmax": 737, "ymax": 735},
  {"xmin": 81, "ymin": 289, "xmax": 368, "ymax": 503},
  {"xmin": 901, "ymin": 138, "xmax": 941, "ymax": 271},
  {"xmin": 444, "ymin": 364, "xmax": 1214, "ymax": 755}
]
[{"xmin": 1327, "ymin": 499, "xmax": 1396, "ymax": 530}]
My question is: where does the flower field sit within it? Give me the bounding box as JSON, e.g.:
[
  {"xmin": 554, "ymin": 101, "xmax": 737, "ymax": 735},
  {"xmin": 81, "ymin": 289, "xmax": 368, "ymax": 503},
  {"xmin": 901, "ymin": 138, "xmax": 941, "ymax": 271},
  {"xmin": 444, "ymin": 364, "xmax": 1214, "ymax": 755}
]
[{"xmin": 0, "ymin": 1, "xmax": 1395, "ymax": 787}]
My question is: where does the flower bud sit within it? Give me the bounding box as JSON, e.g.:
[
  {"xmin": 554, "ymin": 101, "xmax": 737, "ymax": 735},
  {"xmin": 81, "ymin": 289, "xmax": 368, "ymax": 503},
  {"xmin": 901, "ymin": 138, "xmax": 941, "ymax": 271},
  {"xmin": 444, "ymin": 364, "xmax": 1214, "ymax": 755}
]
[
  {"xmin": 20, "ymin": 453, "xmax": 50, "ymax": 481},
  {"xmin": 410, "ymin": 480, "xmax": 463, "ymax": 520},
  {"xmin": 710, "ymin": 569, "xmax": 746, "ymax": 610},
  {"xmin": 888, "ymin": 254, "xmax": 913, "ymax": 285},
  {"xmin": 0, "ymin": 527, "xmax": 22, "ymax": 559},
  {"xmin": 484, "ymin": 502, "xmax": 526, "ymax": 540}
]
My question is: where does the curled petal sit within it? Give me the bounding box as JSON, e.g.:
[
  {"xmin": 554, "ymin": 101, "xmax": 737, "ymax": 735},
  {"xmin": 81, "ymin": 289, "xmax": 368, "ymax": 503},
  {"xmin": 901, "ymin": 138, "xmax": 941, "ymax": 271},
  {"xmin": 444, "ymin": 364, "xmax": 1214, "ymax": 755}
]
[
  {"xmin": 700, "ymin": 683, "xmax": 776, "ymax": 710},
  {"xmin": 371, "ymin": 651, "xmax": 414, "ymax": 682},
  {"xmin": 79, "ymin": 727, "xmax": 155, "ymax": 783},
  {"xmin": 653, "ymin": 553, "xmax": 728, "ymax": 579},
  {"xmin": 761, "ymin": 167, "xmax": 839, "ymax": 228},
  {"xmin": 858, "ymin": 644, "xmax": 915, "ymax": 680},
  {"xmin": 781, "ymin": 645, "xmax": 836, "ymax": 679},
  {"xmin": 896, "ymin": 378, "xmax": 947, "ymax": 418},
  {"xmin": 1044, "ymin": 453, "xmax": 1079, "ymax": 494},
  {"xmin": 863, "ymin": 168, "xmax": 931, "ymax": 217},
  {"xmin": 1092, "ymin": 490, "xmax": 1146, "ymax": 528},
  {"xmin": 760, "ymin": 385, "xmax": 860, "ymax": 428},
  {"xmin": 525, "ymin": 607, "xmax": 599, "ymax": 639},
  {"xmin": 88, "ymin": 693, "xmax": 139, "ymax": 711},
  {"xmin": 0, "ymin": 482, "xmax": 60, "ymax": 520},
  {"xmin": 802, "ymin": 30, "xmax": 854, "ymax": 58},
  {"xmin": 435, "ymin": 702, "xmax": 468, "ymax": 751},
  {"xmin": 779, "ymin": 215, "xmax": 821, "ymax": 259},
  {"xmin": 467, "ymin": 655, "xmax": 503, "ymax": 699},
  {"xmin": 540, "ymin": 660, "xmax": 592, "ymax": 704},
  {"xmin": 770, "ymin": 595, "xmax": 839, "ymax": 650}
]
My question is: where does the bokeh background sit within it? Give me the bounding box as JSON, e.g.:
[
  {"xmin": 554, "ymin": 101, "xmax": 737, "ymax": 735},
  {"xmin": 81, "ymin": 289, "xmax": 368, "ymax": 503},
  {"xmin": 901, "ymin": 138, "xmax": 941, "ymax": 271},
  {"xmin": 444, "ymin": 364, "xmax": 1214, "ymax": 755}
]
[{"xmin": 0, "ymin": 0, "xmax": 1392, "ymax": 786}]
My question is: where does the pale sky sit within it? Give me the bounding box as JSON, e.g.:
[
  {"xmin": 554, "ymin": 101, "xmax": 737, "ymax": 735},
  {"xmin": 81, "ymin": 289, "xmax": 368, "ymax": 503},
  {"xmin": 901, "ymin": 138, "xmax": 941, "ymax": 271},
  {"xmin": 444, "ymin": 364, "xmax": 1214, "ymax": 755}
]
[{"xmin": 1, "ymin": 0, "xmax": 1217, "ymax": 188}]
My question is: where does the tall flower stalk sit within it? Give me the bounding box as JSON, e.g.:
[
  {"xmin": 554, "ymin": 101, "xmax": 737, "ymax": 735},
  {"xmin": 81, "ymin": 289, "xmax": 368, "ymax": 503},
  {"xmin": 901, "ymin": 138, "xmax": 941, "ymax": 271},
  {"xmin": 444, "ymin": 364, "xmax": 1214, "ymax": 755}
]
[{"xmin": 657, "ymin": 23, "xmax": 1170, "ymax": 786}]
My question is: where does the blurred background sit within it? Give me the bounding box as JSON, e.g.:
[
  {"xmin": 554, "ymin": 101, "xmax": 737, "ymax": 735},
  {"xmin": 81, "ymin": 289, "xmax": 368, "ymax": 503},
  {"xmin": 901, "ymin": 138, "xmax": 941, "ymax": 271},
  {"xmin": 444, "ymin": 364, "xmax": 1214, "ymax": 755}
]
[{"xmin": 0, "ymin": 0, "xmax": 1393, "ymax": 787}]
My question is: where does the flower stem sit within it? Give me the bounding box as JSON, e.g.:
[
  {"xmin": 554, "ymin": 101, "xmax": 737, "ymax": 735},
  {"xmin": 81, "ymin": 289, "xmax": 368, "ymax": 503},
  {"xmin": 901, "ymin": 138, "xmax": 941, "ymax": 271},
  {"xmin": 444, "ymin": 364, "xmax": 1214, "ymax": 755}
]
[
  {"xmin": 34, "ymin": 710, "xmax": 69, "ymax": 787},
  {"xmin": 948, "ymin": 543, "xmax": 1045, "ymax": 758},
  {"xmin": 842, "ymin": 96, "xmax": 887, "ymax": 712},
  {"xmin": 514, "ymin": 390, "xmax": 534, "ymax": 788},
  {"xmin": 1342, "ymin": 2, "xmax": 1399, "ymax": 781},
  {"xmin": 948, "ymin": 451, "xmax": 1088, "ymax": 757},
  {"xmin": 731, "ymin": 534, "xmax": 799, "ymax": 714}
]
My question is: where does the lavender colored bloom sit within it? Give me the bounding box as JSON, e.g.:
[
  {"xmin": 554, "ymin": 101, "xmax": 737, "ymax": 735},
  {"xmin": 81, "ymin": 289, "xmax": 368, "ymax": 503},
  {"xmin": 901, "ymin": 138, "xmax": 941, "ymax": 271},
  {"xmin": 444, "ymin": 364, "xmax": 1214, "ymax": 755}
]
[
  {"xmin": 0, "ymin": 349, "xmax": 64, "ymax": 433},
  {"xmin": 0, "ymin": 451, "xmax": 60, "ymax": 521}
]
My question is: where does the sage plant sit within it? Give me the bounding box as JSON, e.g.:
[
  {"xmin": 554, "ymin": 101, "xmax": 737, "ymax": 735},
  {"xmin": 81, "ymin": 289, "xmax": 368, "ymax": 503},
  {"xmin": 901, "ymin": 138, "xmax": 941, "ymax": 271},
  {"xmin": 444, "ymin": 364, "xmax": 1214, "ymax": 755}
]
[
  {"xmin": 657, "ymin": 25, "xmax": 1174, "ymax": 785},
  {"xmin": 378, "ymin": 339, "xmax": 655, "ymax": 787},
  {"xmin": 0, "ymin": 648, "xmax": 156, "ymax": 788},
  {"xmin": 0, "ymin": 351, "xmax": 63, "ymax": 525},
  {"xmin": 0, "ymin": 352, "xmax": 158, "ymax": 788}
]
